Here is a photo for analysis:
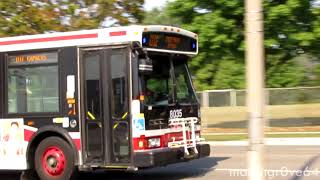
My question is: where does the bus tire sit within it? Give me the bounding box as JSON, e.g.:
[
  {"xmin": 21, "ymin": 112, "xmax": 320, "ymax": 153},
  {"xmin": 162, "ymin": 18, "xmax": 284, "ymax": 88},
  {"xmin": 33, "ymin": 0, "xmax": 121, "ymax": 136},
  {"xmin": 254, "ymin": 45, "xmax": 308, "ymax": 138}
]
[{"xmin": 34, "ymin": 136, "xmax": 77, "ymax": 180}]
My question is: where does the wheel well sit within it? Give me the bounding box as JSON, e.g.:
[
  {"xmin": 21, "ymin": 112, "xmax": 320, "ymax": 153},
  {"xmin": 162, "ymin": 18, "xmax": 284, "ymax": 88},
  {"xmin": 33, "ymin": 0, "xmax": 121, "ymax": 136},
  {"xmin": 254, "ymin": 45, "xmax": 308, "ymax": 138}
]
[{"xmin": 27, "ymin": 131, "xmax": 77, "ymax": 170}]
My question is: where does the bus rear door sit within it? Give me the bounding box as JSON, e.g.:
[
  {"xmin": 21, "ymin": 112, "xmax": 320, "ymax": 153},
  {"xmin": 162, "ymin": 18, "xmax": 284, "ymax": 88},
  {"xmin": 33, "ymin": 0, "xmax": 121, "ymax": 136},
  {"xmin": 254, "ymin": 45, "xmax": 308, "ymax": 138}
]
[{"xmin": 80, "ymin": 46, "xmax": 131, "ymax": 167}]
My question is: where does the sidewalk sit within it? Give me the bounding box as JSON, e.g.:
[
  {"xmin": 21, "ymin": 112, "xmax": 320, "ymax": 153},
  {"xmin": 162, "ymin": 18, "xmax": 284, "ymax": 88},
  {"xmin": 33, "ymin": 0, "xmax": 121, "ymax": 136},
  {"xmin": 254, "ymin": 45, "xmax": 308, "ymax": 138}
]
[{"xmin": 207, "ymin": 138, "xmax": 320, "ymax": 146}]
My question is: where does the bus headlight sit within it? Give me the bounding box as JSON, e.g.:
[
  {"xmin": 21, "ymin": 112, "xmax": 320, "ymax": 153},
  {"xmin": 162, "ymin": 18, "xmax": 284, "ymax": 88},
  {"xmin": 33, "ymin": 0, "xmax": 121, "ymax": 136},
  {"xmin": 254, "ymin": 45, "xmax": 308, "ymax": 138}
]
[{"xmin": 148, "ymin": 137, "xmax": 161, "ymax": 148}]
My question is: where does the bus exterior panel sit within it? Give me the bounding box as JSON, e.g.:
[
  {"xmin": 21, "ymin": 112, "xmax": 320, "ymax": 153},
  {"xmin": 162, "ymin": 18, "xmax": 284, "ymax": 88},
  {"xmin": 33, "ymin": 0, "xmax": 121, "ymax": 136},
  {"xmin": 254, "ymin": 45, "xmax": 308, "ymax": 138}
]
[
  {"xmin": 0, "ymin": 52, "xmax": 4, "ymax": 117},
  {"xmin": 0, "ymin": 25, "xmax": 210, "ymax": 180},
  {"xmin": 0, "ymin": 47, "xmax": 82, "ymax": 171}
]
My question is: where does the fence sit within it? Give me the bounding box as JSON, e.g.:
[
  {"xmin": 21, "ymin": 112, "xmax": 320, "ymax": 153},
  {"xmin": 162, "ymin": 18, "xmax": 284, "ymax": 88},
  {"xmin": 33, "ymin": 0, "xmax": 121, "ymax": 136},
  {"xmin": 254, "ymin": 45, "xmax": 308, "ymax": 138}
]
[
  {"xmin": 199, "ymin": 86, "xmax": 320, "ymax": 136},
  {"xmin": 197, "ymin": 86, "xmax": 320, "ymax": 107}
]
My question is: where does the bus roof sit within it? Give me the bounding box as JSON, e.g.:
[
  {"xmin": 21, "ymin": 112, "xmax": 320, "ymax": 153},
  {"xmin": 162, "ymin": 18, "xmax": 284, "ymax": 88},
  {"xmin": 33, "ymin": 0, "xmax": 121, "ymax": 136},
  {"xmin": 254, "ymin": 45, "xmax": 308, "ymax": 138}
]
[{"xmin": 0, "ymin": 25, "xmax": 198, "ymax": 54}]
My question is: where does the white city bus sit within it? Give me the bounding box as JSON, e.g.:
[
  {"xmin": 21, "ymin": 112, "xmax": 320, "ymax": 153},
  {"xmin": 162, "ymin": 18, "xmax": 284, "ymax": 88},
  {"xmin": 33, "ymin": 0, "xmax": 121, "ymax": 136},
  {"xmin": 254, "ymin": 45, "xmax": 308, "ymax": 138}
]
[{"xmin": 0, "ymin": 25, "xmax": 210, "ymax": 180}]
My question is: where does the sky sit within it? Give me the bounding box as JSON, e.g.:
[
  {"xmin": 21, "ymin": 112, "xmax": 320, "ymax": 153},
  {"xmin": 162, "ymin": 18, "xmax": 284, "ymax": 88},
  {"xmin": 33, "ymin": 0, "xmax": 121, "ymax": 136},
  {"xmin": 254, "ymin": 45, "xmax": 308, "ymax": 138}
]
[{"xmin": 144, "ymin": 0, "xmax": 169, "ymax": 11}]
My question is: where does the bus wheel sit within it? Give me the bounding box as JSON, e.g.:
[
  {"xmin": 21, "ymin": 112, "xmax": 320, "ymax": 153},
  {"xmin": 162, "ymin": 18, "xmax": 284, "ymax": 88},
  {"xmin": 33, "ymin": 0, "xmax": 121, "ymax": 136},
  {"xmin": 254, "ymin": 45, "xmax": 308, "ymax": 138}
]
[{"xmin": 34, "ymin": 137, "xmax": 76, "ymax": 180}]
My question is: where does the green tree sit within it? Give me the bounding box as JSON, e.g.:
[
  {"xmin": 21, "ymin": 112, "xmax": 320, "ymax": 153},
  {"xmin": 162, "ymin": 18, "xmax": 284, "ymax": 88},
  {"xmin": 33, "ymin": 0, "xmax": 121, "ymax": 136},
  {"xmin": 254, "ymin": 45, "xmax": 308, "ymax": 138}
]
[
  {"xmin": 313, "ymin": 64, "xmax": 320, "ymax": 85},
  {"xmin": 0, "ymin": 0, "xmax": 64, "ymax": 36},
  {"xmin": 0, "ymin": 0, "xmax": 145, "ymax": 36},
  {"xmin": 311, "ymin": 2, "xmax": 320, "ymax": 57},
  {"xmin": 166, "ymin": 0, "xmax": 245, "ymax": 90},
  {"xmin": 264, "ymin": 0, "xmax": 318, "ymax": 87},
  {"xmin": 143, "ymin": 7, "xmax": 181, "ymax": 25},
  {"xmin": 266, "ymin": 54, "xmax": 306, "ymax": 87},
  {"xmin": 214, "ymin": 60, "xmax": 246, "ymax": 89},
  {"xmin": 56, "ymin": 0, "xmax": 144, "ymax": 30},
  {"xmin": 164, "ymin": 0, "xmax": 319, "ymax": 90}
]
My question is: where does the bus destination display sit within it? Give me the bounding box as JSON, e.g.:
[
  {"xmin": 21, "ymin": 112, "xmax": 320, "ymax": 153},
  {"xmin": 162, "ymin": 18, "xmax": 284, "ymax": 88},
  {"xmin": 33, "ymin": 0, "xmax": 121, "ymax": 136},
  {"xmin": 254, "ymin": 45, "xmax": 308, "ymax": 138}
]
[
  {"xmin": 8, "ymin": 52, "xmax": 58, "ymax": 66},
  {"xmin": 142, "ymin": 32, "xmax": 197, "ymax": 53}
]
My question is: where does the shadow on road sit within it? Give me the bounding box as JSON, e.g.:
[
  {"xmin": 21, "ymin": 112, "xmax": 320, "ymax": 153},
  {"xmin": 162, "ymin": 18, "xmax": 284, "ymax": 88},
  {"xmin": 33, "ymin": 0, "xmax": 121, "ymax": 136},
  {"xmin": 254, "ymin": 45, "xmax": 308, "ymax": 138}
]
[
  {"xmin": 0, "ymin": 157, "xmax": 229, "ymax": 180},
  {"xmin": 79, "ymin": 157, "xmax": 229, "ymax": 180}
]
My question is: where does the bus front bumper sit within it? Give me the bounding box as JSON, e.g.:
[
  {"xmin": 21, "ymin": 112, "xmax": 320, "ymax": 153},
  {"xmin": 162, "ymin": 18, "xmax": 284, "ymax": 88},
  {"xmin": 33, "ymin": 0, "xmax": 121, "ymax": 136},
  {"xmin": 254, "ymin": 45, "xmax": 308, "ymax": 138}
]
[{"xmin": 133, "ymin": 143, "xmax": 211, "ymax": 168}]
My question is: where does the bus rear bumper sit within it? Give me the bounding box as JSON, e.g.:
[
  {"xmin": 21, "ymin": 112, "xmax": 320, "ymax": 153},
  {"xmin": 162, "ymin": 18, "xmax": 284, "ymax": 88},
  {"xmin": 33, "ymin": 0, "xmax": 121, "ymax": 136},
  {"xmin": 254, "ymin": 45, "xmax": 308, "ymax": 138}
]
[{"xmin": 133, "ymin": 143, "xmax": 211, "ymax": 168}]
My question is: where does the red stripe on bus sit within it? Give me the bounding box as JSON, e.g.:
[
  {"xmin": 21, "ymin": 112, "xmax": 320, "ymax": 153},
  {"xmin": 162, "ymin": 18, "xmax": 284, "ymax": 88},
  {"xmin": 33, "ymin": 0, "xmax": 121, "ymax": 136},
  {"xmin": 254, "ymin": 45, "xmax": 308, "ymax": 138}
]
[
  {"xmin": 109, "ymin": 31, "xmax": 127, "ymax": 36},
  {"xmin": 24, "ymin": 129, "xmax": 35, "ymax": 142},
  {"xmin": 73, "ymin": 139, "xmax": 81, "ymax": 151},
  {"xmin": 0, "ymin": 33, "xmax": 99, "ymax": 46}
]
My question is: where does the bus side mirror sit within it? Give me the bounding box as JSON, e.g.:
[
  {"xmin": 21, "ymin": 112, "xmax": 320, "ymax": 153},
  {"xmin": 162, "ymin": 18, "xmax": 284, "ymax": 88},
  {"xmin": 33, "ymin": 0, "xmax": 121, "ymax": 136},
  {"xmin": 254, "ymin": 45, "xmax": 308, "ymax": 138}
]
[{"xmin": 139, "ymin": 58, "xmax": 153, "ymax": 74}]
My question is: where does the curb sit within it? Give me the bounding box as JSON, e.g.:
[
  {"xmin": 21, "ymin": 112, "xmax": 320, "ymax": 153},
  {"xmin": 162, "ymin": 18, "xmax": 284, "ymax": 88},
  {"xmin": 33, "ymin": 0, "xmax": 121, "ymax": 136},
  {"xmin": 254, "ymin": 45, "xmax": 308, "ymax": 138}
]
[{"xmin": 207, "ymin": 138, "xmax": 320, "ymax": 146}]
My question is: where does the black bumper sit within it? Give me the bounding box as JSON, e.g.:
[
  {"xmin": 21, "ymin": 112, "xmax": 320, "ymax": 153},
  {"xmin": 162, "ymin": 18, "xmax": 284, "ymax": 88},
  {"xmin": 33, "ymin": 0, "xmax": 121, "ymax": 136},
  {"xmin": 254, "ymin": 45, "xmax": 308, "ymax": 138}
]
[{"xmin": 133, "ymin": 143, "xmax": 211, "ymax": 168}]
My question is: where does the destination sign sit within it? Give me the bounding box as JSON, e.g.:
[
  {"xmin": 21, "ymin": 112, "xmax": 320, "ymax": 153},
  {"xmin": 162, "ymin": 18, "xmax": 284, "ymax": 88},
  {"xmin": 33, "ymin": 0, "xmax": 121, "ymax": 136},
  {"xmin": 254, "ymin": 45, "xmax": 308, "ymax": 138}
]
[
  {"xmin": 9, "ymin": 52, "xmax": 58, "ymax": 66},
  {"xmin": 142, "ymin": 32, "xmax": 197, "ymax": 53}
]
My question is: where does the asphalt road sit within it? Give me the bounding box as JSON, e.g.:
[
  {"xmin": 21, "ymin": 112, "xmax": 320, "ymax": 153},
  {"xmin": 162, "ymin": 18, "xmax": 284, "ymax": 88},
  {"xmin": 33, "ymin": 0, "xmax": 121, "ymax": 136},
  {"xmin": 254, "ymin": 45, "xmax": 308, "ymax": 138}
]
[{"xmin": 2, "ymin": 145, "xmax": 320, "ymax": 180}]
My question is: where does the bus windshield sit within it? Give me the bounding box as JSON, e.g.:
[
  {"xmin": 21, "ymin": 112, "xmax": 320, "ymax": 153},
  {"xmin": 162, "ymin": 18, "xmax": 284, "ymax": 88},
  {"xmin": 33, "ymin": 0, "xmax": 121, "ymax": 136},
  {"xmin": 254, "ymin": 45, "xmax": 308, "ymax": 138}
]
[{"xmin": 141, "ymin": 55, "xmax": 197, "ymax": 106}]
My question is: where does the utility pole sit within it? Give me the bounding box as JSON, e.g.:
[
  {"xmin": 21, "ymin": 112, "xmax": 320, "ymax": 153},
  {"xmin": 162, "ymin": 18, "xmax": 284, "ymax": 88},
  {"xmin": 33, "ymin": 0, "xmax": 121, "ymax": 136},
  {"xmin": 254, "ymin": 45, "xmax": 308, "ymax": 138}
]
[{"xmin": 245, "ymin": 0, "xmax": 265, "ymax": 180}]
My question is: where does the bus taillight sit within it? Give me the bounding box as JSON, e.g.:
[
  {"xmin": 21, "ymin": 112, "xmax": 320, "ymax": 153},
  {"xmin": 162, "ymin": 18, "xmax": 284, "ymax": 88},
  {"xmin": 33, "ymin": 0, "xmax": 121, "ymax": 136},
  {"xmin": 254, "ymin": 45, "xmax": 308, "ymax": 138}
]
[{"xmin": 133, "ymin": 135, "xmax": 147, "ymax": 150}]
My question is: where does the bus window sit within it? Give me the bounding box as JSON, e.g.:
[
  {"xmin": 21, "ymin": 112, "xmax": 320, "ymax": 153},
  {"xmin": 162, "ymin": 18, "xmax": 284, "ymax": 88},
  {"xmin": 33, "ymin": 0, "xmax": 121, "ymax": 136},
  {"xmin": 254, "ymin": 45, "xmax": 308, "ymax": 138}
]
[
  {"xmin": 83, "ymin": 52, "xmax": 103, "ymax": 157},
  {"xmin": 85, "ymin": 55, "xmax": 101, "ymax": 119},
  {"xmin": 110, "ymin": 50, "xmax": 129, "ymax": 163},
  {"xmin": 173, "ymin": 61, "xmax": 197, "ymax": 104},
  {"xmin": 7, "ymin": 52, "xmax": 59, "ymax": 113},
  {"xmin": 142, "ymin": 58, "xmax": 173, "ymax": 106},
  {"xmin": 110, "ymin": 53, "xmax": 128, "ymax": 118}
]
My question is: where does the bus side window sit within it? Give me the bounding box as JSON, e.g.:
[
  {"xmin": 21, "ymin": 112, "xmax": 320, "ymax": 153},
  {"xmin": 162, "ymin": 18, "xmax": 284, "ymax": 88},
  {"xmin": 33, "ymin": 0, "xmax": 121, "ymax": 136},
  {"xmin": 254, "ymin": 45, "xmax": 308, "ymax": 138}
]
[
  {"xmin": 110, "ymin": 50, "xmax": 129, "ymax": 162},
  {"xmin": 7, "ymin": 52, "xmax": 59, "ymax": 114},
  {"xmin": 83, "ymin": 52, "xmax": 103, "ymax": 157},
  {"xmin": 110, "ymin": 52, "xmax": 128, "ymax": 119}
]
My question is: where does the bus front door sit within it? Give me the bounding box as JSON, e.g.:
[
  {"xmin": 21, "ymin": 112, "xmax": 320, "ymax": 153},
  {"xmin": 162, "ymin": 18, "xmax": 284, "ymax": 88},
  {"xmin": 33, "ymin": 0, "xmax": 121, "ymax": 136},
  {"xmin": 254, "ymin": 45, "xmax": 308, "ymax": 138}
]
[{"xmin": 80, "ymin": 47, "xmax": 131, "ymax": 166}]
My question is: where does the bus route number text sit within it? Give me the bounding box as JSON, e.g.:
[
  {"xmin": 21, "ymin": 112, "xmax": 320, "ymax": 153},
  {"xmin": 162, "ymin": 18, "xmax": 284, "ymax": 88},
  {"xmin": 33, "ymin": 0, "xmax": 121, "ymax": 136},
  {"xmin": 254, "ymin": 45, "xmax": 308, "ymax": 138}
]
[
  {"xmin": 149, "ymin": 34, "xmax": 159, "ymax": 47},
  {"xmin": 15, "ymin": 55, "xmax": 48, "ymax": 64},
  {"xmin": 165, "ymin": 36, "xmax": 181, "ymax": 49}
]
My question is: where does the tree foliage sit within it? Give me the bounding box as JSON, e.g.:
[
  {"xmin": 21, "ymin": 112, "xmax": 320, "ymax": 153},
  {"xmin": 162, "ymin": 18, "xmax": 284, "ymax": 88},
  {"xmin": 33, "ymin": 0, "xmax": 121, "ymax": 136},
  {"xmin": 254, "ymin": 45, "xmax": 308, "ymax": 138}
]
[
  {"xmin": 0, "ymin": 0, "xmax": 144, "ymax": 36},
  {"xmin": 155, "ymin": 0, "xmax": 320, "ymax": 90},
  {"xmin": 214, "ymin": 60, "xmax": 246, "ymax": 89},
  {"xmin": 0, "ymin": 0, "xmax": 63, "ymax": 36},
  {"xmin": 143, "ymin": 7, "xmax": 180, "ymax": 25}
]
